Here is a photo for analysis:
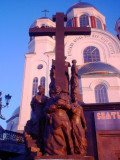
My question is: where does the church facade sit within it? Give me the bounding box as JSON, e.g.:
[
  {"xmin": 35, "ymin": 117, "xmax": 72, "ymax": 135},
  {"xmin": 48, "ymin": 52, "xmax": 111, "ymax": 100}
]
[
  {"xmin": 17, "ymin": 2, "xmax": 120, "ymax": 132},
  {"xmin": 5, "ymin": 2, "xmax": 120, "ymax": 160}
]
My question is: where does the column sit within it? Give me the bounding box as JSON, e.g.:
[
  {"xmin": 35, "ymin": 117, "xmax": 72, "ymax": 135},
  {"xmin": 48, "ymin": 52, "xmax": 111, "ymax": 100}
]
[
  {"xmin": 90, "ymin": 16, "xmax": 97, "ymax": 28},
  {"xmin": 73, "ymin": 17, "xmax": 78, "ymax": 27}
]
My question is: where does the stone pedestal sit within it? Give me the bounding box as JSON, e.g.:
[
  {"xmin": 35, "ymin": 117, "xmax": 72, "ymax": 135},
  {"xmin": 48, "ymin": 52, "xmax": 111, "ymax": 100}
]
[{"xmin": 35, "ymin": 155, "xmax": 94, "ymax": 160}]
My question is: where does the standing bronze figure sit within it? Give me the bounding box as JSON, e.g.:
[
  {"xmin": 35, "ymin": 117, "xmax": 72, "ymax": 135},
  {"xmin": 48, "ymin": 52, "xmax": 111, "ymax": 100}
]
[
  {"xmin": 71, "ymin": 59, "xmax": 83, "ymax": 103},
  {"xmin": 44, "ymin": 86, "xmax": 74, "ymax": 155},
  {"xmin": 71, "ymin": 99, "xmax": 87, "ymax": 155},
  {"xmin": 25, "ymin": 85, "xmax": 48, "ymax": 153},
  {"xmin": 30, "ymin": 85, "xmax": 48, "ymax": 137}
]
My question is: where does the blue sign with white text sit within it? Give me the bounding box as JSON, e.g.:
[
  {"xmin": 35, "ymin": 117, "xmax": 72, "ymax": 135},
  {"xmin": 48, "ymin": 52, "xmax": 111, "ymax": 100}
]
[{"xmin": 94, "ymin": 110, "xmax": 120, "ymax": 130}]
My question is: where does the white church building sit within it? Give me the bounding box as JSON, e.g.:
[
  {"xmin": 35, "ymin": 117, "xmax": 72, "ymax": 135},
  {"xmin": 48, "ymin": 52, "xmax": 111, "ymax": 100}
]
[{"xmin": 6, "ymin": 2, "xmax": 120, "ymax": 132}]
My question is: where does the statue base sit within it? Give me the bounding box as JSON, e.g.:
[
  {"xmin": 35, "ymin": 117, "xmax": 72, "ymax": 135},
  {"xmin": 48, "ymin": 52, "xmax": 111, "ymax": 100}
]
[{"xmin": 35, "ymin": 155, "xmax": 94, "ymax": 160}]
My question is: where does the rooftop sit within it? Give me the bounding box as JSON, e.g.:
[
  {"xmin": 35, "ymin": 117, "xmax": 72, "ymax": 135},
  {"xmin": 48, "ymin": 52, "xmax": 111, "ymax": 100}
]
[
  {"xmin": 78, "ymin": 62, "xmax": 120, "ymax": 75},
  {"xmin": 66, "ymin": 2, "xmax": 97, "ymax": 14}
]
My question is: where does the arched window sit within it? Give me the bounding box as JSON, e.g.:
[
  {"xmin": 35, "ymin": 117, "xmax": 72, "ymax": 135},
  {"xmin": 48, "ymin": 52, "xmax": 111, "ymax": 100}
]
[
  {"xmin": 80, "ymin": 14, "xmax": 89, "ymax": 27},
  {"xmin": 83, "ymin": 46, "xmax": 100, "ymax": 63},
  {"xmin": 32, "ymin": 77, "xmax": 38, "ymax": 96},
  {"xmin": 96, "ymin": 18, "xmax": 102, "ymax": 29},
  {"xmin": 95, "ymin": 84, "xmax": 108, "ymax": 103},
  {"xmin": 40, "ymin": 77, "xmax": 45, "ymax": 87},
  {"xmin": 66, "ymin": 19, "xmax": 73, "ymax": 27}
]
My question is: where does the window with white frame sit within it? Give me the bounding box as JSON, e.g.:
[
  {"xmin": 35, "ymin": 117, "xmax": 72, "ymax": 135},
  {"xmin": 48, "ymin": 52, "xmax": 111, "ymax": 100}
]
[
  {"xmin": 96, "ymin": 18, "xmax": 102, "ymax": 29},
  {"xmin": 40, "ymin": 77, "xmax": 45, "ymax": 87},
  {"xmin": 83, "ymin": 46, "xmax": 100, "ymax": 63},
  {"xmin": 80, "ymin": 14, "xmax": 89, "ymax": 27},
  {"xmin": 95, "ymin": 84, "xmax": 108, "ymax": 103},
  {"xmin": 32, "ymin": 77, "xmax": 38, "ymax": 96}
]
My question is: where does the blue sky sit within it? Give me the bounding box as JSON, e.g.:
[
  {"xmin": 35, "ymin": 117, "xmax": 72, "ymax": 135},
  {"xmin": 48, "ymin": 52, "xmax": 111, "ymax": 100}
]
[{"xmin": 0, "ymin": 0, "xmax": 120, "ymax": 129}]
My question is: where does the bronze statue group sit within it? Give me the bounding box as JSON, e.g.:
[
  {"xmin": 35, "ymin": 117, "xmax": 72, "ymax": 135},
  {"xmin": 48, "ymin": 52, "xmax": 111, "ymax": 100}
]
[{"xmin": 25, "ymin": 60, "xmax": 87, "ymax": 156}]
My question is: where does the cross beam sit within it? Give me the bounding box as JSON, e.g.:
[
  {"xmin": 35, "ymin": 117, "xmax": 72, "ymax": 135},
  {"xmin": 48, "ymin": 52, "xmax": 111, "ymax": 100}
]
[
  {"xmin": 29, "ymin": 13, "xmax": 91, "ymax": 91},
  {"xmin": 29, "ymin": 27, "xmax": 91, "ymax": 36}
]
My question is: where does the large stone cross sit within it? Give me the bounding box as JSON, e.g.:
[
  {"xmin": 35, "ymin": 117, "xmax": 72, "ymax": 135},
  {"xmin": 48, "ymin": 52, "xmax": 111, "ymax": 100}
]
[{"xmin": 29, "ymin": 13, "xmax": 91, "ymax": 91}]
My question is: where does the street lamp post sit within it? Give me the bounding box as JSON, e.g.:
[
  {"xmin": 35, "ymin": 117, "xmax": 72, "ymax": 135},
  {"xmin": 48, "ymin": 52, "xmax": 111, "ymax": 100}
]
[{"xmin": 0, "ymin": 92, "xmax": 12, "ymax": 120}]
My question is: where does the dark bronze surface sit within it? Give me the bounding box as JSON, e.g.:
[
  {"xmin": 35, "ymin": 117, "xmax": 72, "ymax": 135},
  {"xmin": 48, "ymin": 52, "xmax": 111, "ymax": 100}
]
[
  {"xmin": 25, "ymin": 85, "xmax": 48, "ymax": 153},
  {"xmin": 96, "ymin": 130, "xmax": 120, "ymax": 160},
  {"xmin": 71, "ymin": 60, "xmax": 83, "ymax": 102},
  {"xmin": 55, "ymin": 13, "xmax": 66, "ymax": 90},
  {"xmin": 25, "ymin": 85, "xmax": 87, "ymax": 158},
  {"xmin": 29, "ymin": 27, "xmax": 91, "ymax": 36}
]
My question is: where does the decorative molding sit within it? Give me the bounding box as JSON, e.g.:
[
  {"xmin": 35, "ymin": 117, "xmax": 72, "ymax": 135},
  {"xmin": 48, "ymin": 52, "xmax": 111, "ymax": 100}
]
[
  {"xmin": 89, "ymin": 79, "xmax": 110, "ymax": 90},
  {"xmin": 65, "ymin": 29, "xmax": 120, "ymax": 57}
]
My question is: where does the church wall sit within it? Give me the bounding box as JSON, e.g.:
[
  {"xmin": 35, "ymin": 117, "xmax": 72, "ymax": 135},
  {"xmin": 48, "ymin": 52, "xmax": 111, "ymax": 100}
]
[
  {"xmin": 67, "ymin": 7, "xmax": 105, "ymax": 28},
  {"xmin": 81, "ymin": 75, "xmax": 120, "ymax": 103},
  {"xmin": 18, "ymin": 35, "xmax": 55, "ymax": 131},
  {"xmin": 30, "ymin": 36, "xmax": 55, "ymax": 95},
  {"xmin": 30, "ymin": 18, "xmax": 55, "ymax": 28},
  {"xmin": 65, "ymin": 29, "xmax": 120, "ymax": 71},
  {"xmin": 65, "ymin": 35, "xmax": 107, "ymax": 64},
  {"xmin": 17, "ymin": 54, "xmax": 33, "ymax": 131},
  {"xmin": 107, "ymin": 56, "xmax": 120, "ymax": 70},
  {"xmin": 36, "ymin": 19, "xmax": 55, "ymax": 28},
  {"xmin": 31, "ymin": 59, "xmax": 47, "ymax": 86},
  {"xmin": 29, "ymin": 36, "xmax": 55, "ymax": 54}
]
